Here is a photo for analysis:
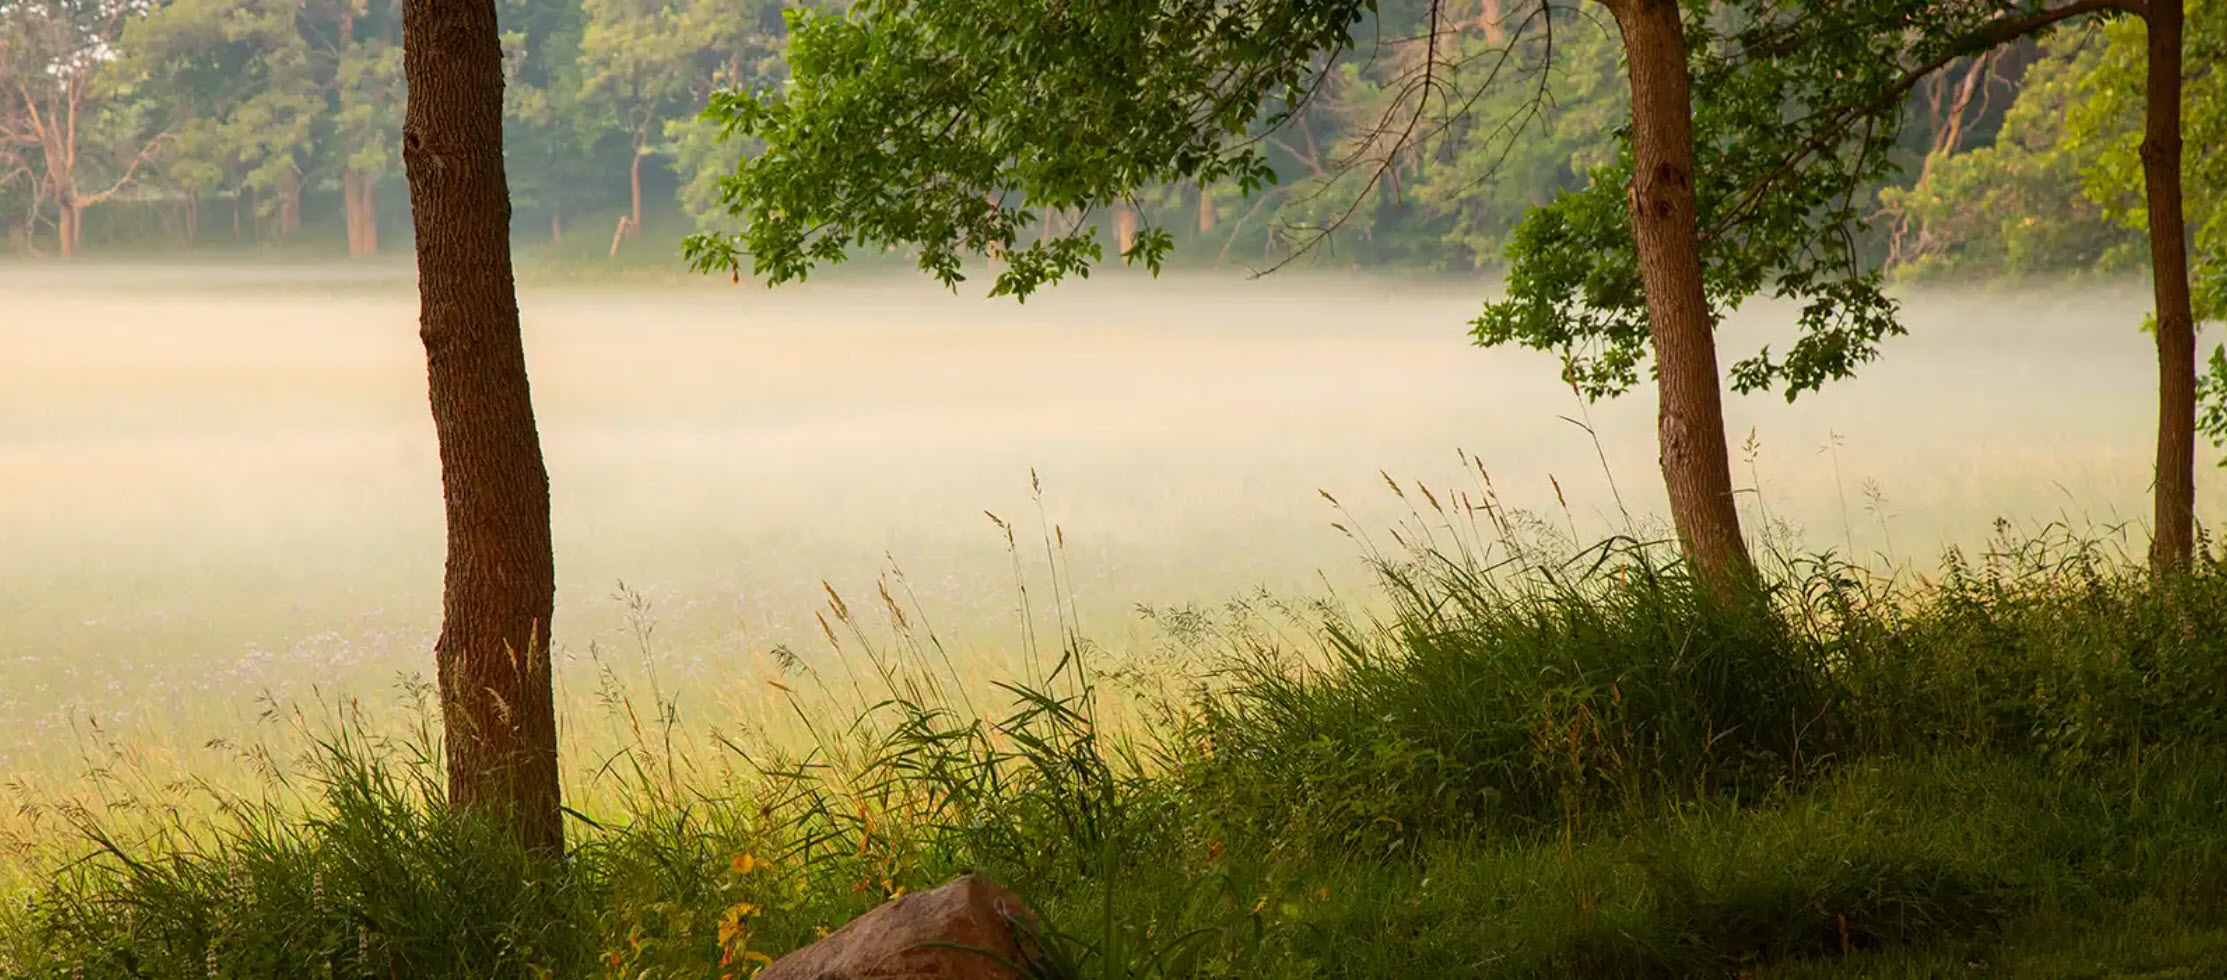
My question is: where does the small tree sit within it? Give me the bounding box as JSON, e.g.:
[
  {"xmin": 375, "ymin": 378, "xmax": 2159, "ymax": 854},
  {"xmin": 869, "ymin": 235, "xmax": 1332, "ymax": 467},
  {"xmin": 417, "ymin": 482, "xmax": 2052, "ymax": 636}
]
[
  {"xmin": 0, "ymin": 0, "xmax": 171, "ymax": 257},
  {"xmin": 1491, "ymin": 0, "xmax": 2200, "ymax": 573}
]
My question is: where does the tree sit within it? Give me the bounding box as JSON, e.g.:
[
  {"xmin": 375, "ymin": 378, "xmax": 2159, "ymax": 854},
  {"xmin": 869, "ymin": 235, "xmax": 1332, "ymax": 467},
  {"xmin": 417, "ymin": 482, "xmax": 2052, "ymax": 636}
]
[
  {"xmin": 0, "ymin": 0, "xmax": 170, "ymax": 257},
  {"xmin": 500, "ymin": 0, "xmax": 600, "ymax": 241},
  {"xmin": 331, "ymin": 0, "xmax": 403, "ymax": 257},
  {"xmin": 2134, "ymin": 0, "xmax": 2199, "ymax": 573},
  {"xmin": 1480, "ymin": 0, "xmax": 2210, "ymax": 575},
  {"xmin": 400, "ymin": 0, "xmax": 564, "ymax": 853},
  {"xmin": 668, "ymin": 0, "xmax": 791, "ymax": 233},
  {"xmin": 1595, "ymin": 0, "xmax": 1754, "ymax": 586},
  {"xmin": 1523, "ymin": 1, "xmax": 2200, "ymax": 574},
  {"xmin": 578, "ymin": 0, "xmax": 700, "ymax": 241}
]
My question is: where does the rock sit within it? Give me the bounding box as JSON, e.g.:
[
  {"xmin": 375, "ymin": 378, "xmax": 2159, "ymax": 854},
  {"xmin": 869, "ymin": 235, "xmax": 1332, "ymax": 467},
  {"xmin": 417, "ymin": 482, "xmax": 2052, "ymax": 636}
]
[{"xmin": 755, "ymin": 873, "xmax": 1047, "ymax": 980}]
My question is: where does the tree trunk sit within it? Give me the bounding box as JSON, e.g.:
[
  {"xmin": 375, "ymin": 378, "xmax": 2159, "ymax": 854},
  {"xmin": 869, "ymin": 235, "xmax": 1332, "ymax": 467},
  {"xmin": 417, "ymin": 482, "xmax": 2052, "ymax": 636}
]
[
  {"xmin": 1197, "ymin": 188, "xmax": 1215, "ymax": 233},
  {"xmin": 361, "ymin": 176, "xmax": 379, "ymax": 255},
  {"xmin": 184, "ymin": 192, "xmax": 199, "ymax": 244},
  {"xmin": 400, "ymin": 0, "xmax": 564, "ymax": 855},
  {"xmin": 2143, "ymin": 0, "xmax": 2197, "ymax": 575},
  {"xmin": 58, "ymin": 203, "xmax": 77, "ymax": 259},
  {"xmin": 1605, "ymin": 0, "xmax": 1755, "ymax": 590},
  {"xmin": 627, "ymin": 145, "xmax": 644, "ymax": 239},
  {"xmin": 1480, "ymin": 0, "xmax": 1506, "ymax": 43},
  {"xmin": 551, "ymin": 209, "xmax": 563, "ymax": 243},
  {"xmin": 345, "ymin": 168, "xmax": 365, "ymax": 256},
  {"xmin": 280, "ymin": 169, "xmax": 303, "ymax": 238},
  {"xmin": 1113, "ymin": 203, "xmax": 1138, "ymax": 255}
]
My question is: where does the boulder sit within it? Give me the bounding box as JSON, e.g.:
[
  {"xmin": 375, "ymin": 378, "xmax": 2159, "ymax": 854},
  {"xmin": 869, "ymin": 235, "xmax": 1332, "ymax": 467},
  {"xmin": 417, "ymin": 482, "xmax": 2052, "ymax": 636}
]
[{"xmin": 756, "ymin": 873, "xmax": 1046, "ymax": 980}]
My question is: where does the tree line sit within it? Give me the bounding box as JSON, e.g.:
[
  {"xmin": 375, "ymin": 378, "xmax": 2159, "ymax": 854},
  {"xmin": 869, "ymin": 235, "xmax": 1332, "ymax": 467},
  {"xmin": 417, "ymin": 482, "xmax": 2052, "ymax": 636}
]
[
  {"xmin": 6, "ymin": 0, "xmax": 2217, "ymax": 289},
  {"xmin": 0, "ymin": 0, "xmax": 790, "ymax": 257}
]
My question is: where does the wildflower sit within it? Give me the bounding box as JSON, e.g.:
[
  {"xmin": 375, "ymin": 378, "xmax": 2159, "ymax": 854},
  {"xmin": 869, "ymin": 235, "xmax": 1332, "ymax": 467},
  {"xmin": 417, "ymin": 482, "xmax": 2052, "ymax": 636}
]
[
  {"xmin": 730, "ymin": 852, "xmax": 761, "ymax": 875},
  {"xmin": 718, "ymin": 901, "xmax": 762, "ymax": 945}
]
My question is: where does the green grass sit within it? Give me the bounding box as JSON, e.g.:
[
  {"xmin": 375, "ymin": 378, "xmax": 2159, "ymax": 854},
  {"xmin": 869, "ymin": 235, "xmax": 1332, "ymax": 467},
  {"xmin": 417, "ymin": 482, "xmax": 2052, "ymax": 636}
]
[{"xmin": 5, "ymin": 513, "xmax": 2225, "ymax": 978}]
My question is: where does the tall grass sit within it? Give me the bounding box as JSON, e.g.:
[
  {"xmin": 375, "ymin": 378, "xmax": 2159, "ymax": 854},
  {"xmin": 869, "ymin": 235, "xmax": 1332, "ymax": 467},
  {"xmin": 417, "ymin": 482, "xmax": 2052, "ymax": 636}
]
[{"xmin": 5, "ymin": 492, "xmax": 2225, "ymax": 978}]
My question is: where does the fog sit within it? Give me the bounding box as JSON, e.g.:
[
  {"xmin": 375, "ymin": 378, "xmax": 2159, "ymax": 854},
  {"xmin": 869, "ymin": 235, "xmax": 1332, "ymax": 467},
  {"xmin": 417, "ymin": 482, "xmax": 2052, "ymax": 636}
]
[{"xmin": 4, "ymin": 262, "xmax": 2218, "ymax": 755}]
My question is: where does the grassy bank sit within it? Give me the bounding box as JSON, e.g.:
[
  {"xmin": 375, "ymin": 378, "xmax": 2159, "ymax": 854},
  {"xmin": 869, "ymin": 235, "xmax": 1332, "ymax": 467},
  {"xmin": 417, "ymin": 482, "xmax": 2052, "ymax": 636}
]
[{"xmin": 5, "ymin": 516, "xmax": 2224, "ymax": 978}]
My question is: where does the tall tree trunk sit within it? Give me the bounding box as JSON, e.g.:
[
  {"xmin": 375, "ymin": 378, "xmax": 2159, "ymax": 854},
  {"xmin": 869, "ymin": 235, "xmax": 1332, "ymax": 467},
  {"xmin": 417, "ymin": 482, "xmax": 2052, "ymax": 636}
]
[
  {"xmin": 551, "ymin": 209, "xmax": 563, "ymax": 243},
  {"xmin": 1480, "ymin": 0, "xmax": 1506, "ymax": 43},
  {"xmin": 1604, "ymin": 0, "xmax": 1754, "ymax": 590},
  {"xmin": 400, "ymin": 0, "xmax": 564, "ymax": 854},
  {"xmin": 2143, "ymin": 0, "xmax": 2197, "ymax": 575},
  {"xmin": 361, "ymin": 176, "xmax": 378, "ymax": 255},
  {"xmin": 280, "ymin": 169, "xmax": 303, "ymax": 238},
  {"xmin": 58, "ymin": 202, "xmax": 77, "ymax": 259},
  {"xmin": 1113, "ymin": 203, "xmax": 1138, "ymax": 255},
  {"xmin": 627, "ymin": 143, "xmax": 644, "ymax": 239},
  {"xmin": 184, "ymin": 192, "xmax": 199, "ymax": 244},
  {"xmin": 1197, "ymin": 188, "xmax": 1215, "ymax": 233},
  {"xmin": 345, "ymin": 168, "xmax": 365, "ymax": 256}
]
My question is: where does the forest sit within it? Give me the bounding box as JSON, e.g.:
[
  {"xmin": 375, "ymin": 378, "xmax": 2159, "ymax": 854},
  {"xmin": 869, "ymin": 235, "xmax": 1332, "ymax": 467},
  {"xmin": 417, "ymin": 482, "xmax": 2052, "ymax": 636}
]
[
  {"xmin": 4, "ymin": 0, "xmax": 2218, "ymax": 290},
  {"xmin": 4, "ymin": 0, "xmax": 2227, "ymax": 977}
]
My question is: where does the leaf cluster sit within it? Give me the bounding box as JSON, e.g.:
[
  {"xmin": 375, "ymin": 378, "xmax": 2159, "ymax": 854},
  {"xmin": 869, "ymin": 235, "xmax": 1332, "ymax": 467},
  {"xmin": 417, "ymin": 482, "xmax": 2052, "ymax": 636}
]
[{"xmin": 682, "ymin": 0, "xmax": 1381, "ymax": 296}]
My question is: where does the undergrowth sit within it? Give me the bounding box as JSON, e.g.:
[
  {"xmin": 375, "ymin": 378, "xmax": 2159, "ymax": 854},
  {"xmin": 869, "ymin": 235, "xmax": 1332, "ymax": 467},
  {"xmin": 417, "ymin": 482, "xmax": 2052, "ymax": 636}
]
[{"xmin": 3, "ymin": 489, "xmax": 2223, "ymax": 979}]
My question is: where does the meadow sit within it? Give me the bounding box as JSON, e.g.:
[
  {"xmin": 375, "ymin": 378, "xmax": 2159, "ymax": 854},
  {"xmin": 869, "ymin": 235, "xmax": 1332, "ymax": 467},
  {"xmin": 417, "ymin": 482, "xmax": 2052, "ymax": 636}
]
[{"xmin": 3, "ymin": 263, "xmax": 2224, "ymax": 976}]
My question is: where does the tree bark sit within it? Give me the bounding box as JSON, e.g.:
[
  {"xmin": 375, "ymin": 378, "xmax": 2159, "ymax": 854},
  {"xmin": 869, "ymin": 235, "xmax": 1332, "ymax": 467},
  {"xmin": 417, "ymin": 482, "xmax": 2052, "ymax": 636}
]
[
  {"xmin": 58, "ymin": 203, "xmax": 77, "ymax": 259},
  {"xmin": 1604, "ymin": 0, "xmax": 1755, "ymax": 590},
  {"xmin": 551, "ymin": 209, "xmax": 563, "ymax": 243},
  {"xmin": 1197, "ymin": 188, "xmax": 1215, "ymax": 233},
  {"xmin": 1113, "ymin": 203, "xmax": 1138, "ymax": 254},
  {"xmin": 2143, "ymin": 0, "xmax": 2197, "ymax": 575},
  {"xmin": 400, "ymin": 0, "xmax": 564, "ymax": 854}
]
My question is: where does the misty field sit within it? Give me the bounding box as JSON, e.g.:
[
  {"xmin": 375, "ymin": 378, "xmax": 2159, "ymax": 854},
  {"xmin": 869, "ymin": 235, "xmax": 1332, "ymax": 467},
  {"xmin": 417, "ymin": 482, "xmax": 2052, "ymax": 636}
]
[
  {"xmin": 3, "ymin": 262, "xmax": 2219, "ymax": 762},
  {"xmin": 9, "ymin": 263, "xmax": 2227, "ymax": 978}
]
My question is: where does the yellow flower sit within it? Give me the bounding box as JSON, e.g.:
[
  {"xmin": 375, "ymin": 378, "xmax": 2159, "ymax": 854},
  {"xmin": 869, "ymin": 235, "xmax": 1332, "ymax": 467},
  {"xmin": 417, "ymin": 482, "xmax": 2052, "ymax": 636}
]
[
  {"xmin": 718, "ymin": 902, "xmax": 763, "ymax": 945},
  {"xmin": 730, "ymin": 852, "xmax": 762, "ymax": 875}
]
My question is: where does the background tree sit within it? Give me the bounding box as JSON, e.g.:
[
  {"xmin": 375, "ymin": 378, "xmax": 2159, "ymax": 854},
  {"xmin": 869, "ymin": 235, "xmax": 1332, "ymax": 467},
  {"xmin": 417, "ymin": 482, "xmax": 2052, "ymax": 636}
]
[
  {"xmin": 400, "ymin": 0, "xmax": 564, "ymax": 853},
  {"xmin": 500, "ymin": 0, "xmax": 599, "ymax": 242},
  {"xmin": 0, "ymin": 0, "xmax": 172, "ymax": 257},
  {"xmin": 330, "ymin": 0, "xmax": 403, "ymax": 257},
  {"xmin": 577, "ymin": 0, "xmax": 700, "ymax": 243}
]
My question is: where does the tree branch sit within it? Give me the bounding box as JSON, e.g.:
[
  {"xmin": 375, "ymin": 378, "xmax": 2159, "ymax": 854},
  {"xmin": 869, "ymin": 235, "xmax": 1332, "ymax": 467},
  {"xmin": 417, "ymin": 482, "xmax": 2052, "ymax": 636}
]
[{"xmin": 1701, "ymin": 0, "xmax": 2134, "ymax": 243}]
